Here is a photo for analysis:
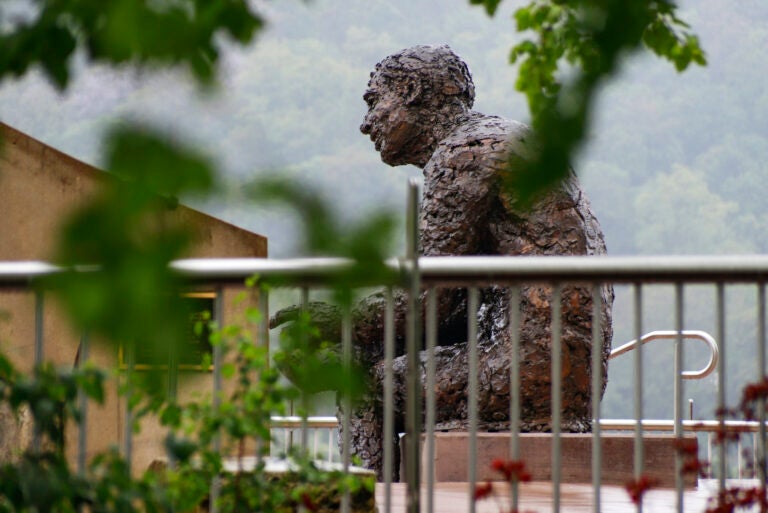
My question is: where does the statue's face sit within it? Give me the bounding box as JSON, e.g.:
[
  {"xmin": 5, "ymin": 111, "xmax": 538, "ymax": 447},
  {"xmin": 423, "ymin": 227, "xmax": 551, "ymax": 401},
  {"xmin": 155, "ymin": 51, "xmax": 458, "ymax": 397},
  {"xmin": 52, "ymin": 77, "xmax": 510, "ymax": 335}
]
[{"xmin": 360, "ymin": 75, "xmax": 423, "ymax": 167}]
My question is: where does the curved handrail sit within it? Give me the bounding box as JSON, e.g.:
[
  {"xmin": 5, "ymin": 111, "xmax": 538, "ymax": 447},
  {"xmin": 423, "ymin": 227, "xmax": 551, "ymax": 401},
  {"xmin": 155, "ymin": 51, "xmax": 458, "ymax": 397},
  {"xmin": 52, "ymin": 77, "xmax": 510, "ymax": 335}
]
[{"xmin": 609, "ymin": 330, "xmax": 719, "ymax": 380}]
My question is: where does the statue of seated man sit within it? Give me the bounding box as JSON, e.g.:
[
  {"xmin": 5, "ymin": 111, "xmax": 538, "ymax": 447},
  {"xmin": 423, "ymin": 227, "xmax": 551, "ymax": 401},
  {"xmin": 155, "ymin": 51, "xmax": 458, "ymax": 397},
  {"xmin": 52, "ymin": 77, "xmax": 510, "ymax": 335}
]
[{"xmin": 272, "ymin": 44, "xmax": 613, "ymax": 480}]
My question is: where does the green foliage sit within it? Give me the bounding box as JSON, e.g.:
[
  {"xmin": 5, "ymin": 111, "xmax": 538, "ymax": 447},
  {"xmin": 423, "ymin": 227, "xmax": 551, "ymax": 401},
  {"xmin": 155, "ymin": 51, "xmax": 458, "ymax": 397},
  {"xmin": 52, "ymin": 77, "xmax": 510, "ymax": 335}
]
[
  {"xmin": 470, "ymin": 0, "xmax": 503, "ymax": 16},
  {"xmin": 0, "ymin": 353, "xmax": 108, "ymax": 513},
  {"xmin": 0, "ymin": 352, "xmax": 105, "ymax": 450},
  {"xmin": 498, "ymin": 0, "xmax": 707, "ymax": 201},
  {"xmin": 0, "ymin": 0, "xmax": 264, "ymax": 89},
  {"xmin": 246, "ymin": 178, "xmax": 401, "ymax": 306},
  {"xmin": 44, "ymin": 125, "xmax": 218, "ymax": 393},
  {"xmin": 0, "ymin": 303, "xmax": 367, "ymax": 513},
  {"xmin": 140, "ymin": 308, "xmax": 367, "ymax": 513},
  {"xmin": 271, "ymin": 308, "xmax": 366, "ymax": 398},
  {"xmin": 633, "ymin": 165, "xmax": 751, "ymax": 255}
]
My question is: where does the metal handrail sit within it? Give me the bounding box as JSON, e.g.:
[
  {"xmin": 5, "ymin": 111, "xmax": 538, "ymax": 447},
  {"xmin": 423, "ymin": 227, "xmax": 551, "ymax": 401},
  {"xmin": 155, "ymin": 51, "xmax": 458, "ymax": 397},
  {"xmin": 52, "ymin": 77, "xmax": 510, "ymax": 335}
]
[
  {"xmin": 277, "ymin": 415, "xmax": 768, "ymax": 434},
  {"xmin": 6, "ymin": 254, "xmax": 768, "ymax": 287},
  {"xmin": 270, "ymin": 416, "xmax": 339, "ymax": 429},
  {"xmin": 610, "ymin": 330, "xmax": 719, "ymax": 380},
  {"xmin": 599, "ymin": 419, "xmax": 768, "ymax": 432},
  {"xmin": 3, "ymin": 255, "xmax": 766, "ymax": 508}
]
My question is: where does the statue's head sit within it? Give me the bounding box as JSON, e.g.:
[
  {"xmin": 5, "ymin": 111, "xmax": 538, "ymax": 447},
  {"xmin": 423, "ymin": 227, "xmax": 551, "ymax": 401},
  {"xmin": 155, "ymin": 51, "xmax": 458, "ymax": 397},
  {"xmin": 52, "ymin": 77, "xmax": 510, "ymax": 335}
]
[{"xmin": 360, "ymin": 44, "xmax": 475, "ymax": 167}]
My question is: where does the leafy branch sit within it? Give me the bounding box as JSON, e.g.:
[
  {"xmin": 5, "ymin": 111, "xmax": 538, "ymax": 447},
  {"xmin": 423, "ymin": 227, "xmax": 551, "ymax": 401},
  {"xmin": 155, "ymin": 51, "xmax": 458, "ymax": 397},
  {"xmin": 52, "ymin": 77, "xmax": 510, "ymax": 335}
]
[
  {"xmin": 474, "ymin": 0, "xmax": 707, "ymax": 202},
  {"xmin": 0, "ymin": 0, "xmax": 263, "ymax": 89}
]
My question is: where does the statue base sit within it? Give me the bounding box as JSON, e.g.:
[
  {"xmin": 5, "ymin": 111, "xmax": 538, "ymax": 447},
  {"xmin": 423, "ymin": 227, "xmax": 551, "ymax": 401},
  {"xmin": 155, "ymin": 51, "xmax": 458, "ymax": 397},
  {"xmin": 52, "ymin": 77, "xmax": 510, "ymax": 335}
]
[{"xmin": 400, "ymin": 432, "xmax": 698, "ymax": 488}]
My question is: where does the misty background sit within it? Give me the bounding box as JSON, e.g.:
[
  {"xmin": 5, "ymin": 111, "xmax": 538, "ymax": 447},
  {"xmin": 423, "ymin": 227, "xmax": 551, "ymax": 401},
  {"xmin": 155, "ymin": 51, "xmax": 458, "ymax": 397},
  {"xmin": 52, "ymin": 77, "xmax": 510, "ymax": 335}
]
[{"xmin": 1, "ymin": 0, "xmax": 767, "ymax": 420}]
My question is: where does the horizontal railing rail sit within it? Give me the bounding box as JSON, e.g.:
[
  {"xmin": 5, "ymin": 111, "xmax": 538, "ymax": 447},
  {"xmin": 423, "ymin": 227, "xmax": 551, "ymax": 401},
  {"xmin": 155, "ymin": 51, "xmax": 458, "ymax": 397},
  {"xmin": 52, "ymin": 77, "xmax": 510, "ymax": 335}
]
[
  {"xmin": 6, "ymin": 254, "xmax": 768, "ymax": 287},
  {"xmin": 3, "ymin": 250, "xmax": 768, "ymax": 513},
  {"xmin": 275, "ymin": 415, "xmax": 768, "ymax": 435}
]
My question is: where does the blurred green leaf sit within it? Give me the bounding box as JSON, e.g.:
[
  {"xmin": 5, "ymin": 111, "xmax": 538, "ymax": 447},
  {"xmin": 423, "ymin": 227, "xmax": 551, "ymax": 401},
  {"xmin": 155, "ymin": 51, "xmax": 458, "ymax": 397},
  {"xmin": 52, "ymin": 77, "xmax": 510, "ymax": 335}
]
[
  {"xmin": 499, "ymin": 0, "xmax": 706, "ymax": 201},
  {"xmin": 43, "ymin": 125, "xmax": 217, "ymax": 396},
  {"xmin": 470, "ymin": 0, "xmax": 503, "ymax": 16},
  {"xmin": 0, "ymin": 0, "xmax": 264, "ymax": 89},
  {"xmin": 246, "ymin": 177, "xmax": 400, "ymax": 304}
]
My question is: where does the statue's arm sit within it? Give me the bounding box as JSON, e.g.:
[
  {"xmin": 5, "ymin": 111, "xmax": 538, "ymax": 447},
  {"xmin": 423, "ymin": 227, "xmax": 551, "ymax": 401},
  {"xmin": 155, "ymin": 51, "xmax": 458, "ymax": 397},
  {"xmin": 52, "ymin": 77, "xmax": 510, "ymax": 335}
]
[
  {"xmin": 268, "ymin": 292, "xmax": 409, "ymax": 366},
  {"xmin": 419, "ymin": 139, "xmax": 502, "ymax": 257},
  {"xmin": 417, "ymin": 139, "xmax": 506, "ymax": 342}
]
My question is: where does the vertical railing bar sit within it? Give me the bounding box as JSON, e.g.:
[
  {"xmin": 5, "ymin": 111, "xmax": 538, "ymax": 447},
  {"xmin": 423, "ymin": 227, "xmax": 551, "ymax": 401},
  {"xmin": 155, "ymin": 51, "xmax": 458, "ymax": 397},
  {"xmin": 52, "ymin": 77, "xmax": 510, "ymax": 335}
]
[
  {"xmin": 405, "ymin": 178, "xmax": 421, "ymax": 513},
  {"xmin": 33, "ymin": 290, "xmax": 44, "ymax": 452},
  {"xmin": 591, "ymin": 283, "xmax": 603, "ymax": 513},
  {"xmin": 737, "ymin": 437, "xmax": 743, "ymax": 479},
  {"xmin": 509, "ymin": 285, "xmax": 521, "ymax": 511},
  {"xmin": 168, "ymin": 307, "xmax": 179, "ymax": 404},
  {"xmin": 383, "ymin": 287, "xmax": 395, "ymax": 513},
  {"xmin": 633, "ymin": 284, "xmax": 644, "ymax": 513},
  {"xmin": 77, "ymin": 333, "xmax": 90, "ymax": 478},
  {"xmin": 753, "ymin": 433, "xmax": 757, "ymax": 479},
  {"xmin": 716, "ymin": 282, "xmax": 726, "ymax": 494},
  {"xmin": 124, "ymin": 340, "xmax": 135, "ymax": 475},
  {"xmin": 300, "ymin": 287, "xmax": 310, "ymax": 456},
  {"xmin": 167, "ymin": 299, "xmax": 179, "ymax": 472},
  {"xmin": 551, "ymin": 283, "xmax": 562, "ymax": 513},
  {"xmin": 425, "ymin": 289, "xmax": 437, "ymax": 513},
  {"xmin": 467, "ymin": 287, "xmax": 479, "ymax": 513},
  {"xmin": 34, "ymin": 290, "xmax": 44, "ymax": 363},
  {"xmin": 257, "ymin": 287, "xmax": 269, "ymax": 463},
  {"xmin": 674, "ymin": 283, "xmax": 684, "ymax": 513},
  {"xmin": 328, "ymin": 429, "xmax": 334, "ymax": 463},
  {"xmin": 210, "ymin": 285, "xmax": 224, "ymax": 513},
  {"xmin": 341, "ymin": 306, "xmax": 352, "ymax": 513},
  {"xmin": 757, "ymin": 283, "xmax": 766, "ymax": 496}
]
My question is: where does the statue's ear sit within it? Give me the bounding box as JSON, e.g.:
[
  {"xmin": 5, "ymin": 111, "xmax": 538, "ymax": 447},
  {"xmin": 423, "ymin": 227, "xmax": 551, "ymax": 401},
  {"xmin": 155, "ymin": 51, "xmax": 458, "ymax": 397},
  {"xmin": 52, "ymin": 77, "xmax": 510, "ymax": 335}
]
[{"xmin": 404, "ymin": 80, "xmax": 423, "ymax": 106}]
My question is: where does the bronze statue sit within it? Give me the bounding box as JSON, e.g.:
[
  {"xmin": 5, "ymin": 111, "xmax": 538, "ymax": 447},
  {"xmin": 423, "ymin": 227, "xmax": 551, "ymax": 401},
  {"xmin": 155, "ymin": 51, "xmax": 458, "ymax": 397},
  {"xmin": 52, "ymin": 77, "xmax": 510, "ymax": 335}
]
[{"xmin": 272, "ymin": 44, "xmax": 613, "ymax": 480}]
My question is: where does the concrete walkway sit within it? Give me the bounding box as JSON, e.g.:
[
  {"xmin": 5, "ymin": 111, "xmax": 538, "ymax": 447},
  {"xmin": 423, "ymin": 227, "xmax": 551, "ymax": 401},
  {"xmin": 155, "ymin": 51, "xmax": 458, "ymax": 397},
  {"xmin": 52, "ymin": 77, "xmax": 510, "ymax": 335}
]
[{"xmin": 375, "ymin": 480, "xmax": 760, "ymax": 512}]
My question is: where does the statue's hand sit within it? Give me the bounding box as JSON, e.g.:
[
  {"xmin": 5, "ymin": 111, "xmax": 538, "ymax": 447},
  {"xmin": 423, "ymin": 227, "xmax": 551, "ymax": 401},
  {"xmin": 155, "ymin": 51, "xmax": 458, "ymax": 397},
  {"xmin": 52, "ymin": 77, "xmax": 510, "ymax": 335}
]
[
  {"xmin": 269, "ymin": 301, "xmax": 343, "ymax": 347},
  {"xmin": 270, "ymin": 301, "xmax": 346, "ymax": 393}
]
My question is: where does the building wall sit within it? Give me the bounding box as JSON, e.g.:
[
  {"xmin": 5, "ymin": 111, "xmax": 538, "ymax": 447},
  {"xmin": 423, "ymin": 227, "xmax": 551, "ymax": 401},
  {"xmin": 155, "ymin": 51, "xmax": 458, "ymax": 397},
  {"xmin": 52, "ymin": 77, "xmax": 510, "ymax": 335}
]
[{"xmin": 0, "ymin": 124, "xmax": 268, "ymax": 472}]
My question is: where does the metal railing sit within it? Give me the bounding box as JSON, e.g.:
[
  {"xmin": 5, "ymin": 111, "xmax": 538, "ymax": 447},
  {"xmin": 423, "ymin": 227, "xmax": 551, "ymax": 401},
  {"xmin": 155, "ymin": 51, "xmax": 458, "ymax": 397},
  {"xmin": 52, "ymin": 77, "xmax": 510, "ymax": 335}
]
[
  {"xmin": 2, "ymin": 188, "xmax": 768, "ymax": 513},
  {"xmin": 608, "ymin": 330, "xmax": 720, "ymax": 432},
  {"xmin": 177, "ymin": 256, "xmax": 766, "ymax": 513},
  {"xmin": 279, "ymin": 329, "xmax": 724, "ymax": 470},
  {"xmin": 2, "ymin": 255, "xmax": 768, "ymax": 512},
  {"xmin": 270, "ymin": 416, "xmax": 339, "ymax": 463}
]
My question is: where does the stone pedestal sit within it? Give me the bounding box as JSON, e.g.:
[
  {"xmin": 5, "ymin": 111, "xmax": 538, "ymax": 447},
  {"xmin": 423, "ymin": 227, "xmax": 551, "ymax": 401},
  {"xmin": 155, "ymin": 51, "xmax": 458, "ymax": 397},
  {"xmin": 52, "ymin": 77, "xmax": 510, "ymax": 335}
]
[{"xmin": 401, "ymin": 432, "xmax": 698, "ymax": 488}]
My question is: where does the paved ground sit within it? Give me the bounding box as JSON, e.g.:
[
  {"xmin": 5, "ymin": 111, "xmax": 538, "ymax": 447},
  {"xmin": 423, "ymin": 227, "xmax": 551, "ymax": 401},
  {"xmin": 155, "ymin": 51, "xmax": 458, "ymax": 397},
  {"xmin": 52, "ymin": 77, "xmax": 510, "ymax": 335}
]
[{"xmin": 375, "ymin": 480, "xmax": 761, "ymax": 512}]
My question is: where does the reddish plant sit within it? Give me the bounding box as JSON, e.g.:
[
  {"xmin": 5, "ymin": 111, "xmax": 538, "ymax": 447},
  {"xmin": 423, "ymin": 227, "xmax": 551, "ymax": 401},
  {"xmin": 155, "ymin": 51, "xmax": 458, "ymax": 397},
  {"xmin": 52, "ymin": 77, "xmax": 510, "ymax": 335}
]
[
  {"xmin": 474, "ymin": 481, "xmax": 494, "ymax": 501},
  {"xmin": 300, "ymin": 492, "xmax": 318, "ymax": 512},
  {"xmin": 624, "ymin": 474, "xmax": 658, "ymax": 505},
  {"xmin": 699, "ymin": 378, "xmax": 768, "ymax": 512},
  {"xmin": 473, "ymin": 459, "xmax": 534, "ymax": 513},
  {"xmin": 739, "ymin": 377, "xmax": 768, "ymax": 421},
  {"xmin": 674, "ymin": 438, "xmax": 709, "ymax": 478},
  {"xmin": 490, "ymin": 458, "xmax": 532, "ymax": 483},
  {"xmin": 704, "ymin": 486, "xmax": 768, "ymax": 513}
]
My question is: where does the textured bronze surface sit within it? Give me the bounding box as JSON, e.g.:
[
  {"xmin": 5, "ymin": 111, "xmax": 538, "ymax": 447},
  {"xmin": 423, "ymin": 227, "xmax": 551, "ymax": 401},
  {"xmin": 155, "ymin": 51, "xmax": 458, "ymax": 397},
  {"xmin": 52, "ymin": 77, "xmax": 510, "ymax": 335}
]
[{"xmin": 273, "ymin": 45, "xmax": 613, "ymax": 480}]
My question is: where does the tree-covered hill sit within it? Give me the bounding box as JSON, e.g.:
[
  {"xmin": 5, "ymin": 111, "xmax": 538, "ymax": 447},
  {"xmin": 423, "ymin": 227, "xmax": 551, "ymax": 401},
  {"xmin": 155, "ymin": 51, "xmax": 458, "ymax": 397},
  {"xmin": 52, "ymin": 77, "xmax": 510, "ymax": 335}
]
[{"xmin": 1, "ymin": 0, "xmax": 766, "ymax": 420}]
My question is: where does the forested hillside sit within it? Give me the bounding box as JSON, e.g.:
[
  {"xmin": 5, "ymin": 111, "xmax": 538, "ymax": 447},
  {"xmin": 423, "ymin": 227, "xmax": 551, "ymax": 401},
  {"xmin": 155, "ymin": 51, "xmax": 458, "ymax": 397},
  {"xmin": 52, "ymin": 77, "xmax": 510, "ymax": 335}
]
[{"xmin": 1, "ymin": 0, "xmax": 766, "ymax": 420}]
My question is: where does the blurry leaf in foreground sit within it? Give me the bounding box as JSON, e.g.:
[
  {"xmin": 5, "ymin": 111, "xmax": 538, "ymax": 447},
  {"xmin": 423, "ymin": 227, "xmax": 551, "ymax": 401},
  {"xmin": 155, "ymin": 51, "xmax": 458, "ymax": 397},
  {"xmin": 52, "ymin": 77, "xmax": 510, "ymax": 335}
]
[
  {"xmin": 245, "ymin": 178, "xmax": 400, "ymax": 305},
  {"xmin": 45, "ymin": 125, "xmax": 217, "ymax": 394},
  {"xmin": 503, "ymin": 0, "xmax": 706, "ymax": 202},
  {"xmin": 0, "ymin": 0, "xmax": 264, "ymax": 89},
  {"xmin": 272, "ymin": 311, "xmax": 365, "ymax": 399},
  {"xmin": 469, "ymin": 0, "xmax": 503, "ymax": 16}
]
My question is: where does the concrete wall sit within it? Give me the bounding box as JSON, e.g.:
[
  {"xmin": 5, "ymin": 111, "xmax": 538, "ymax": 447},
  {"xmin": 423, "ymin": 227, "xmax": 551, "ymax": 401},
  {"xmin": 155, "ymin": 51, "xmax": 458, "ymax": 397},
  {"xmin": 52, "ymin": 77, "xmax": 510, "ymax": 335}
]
[{"xmin": 0, "ymin": 124, "xmax": 268, "ymax": 472}]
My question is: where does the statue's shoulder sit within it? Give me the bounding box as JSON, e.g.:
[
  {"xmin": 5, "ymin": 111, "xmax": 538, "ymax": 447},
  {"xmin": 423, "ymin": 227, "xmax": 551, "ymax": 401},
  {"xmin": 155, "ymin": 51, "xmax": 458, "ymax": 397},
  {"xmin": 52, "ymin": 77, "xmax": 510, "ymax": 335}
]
[{"xmin": 436, "ymin": 113, "xmax": 537, "ymax": 163}]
